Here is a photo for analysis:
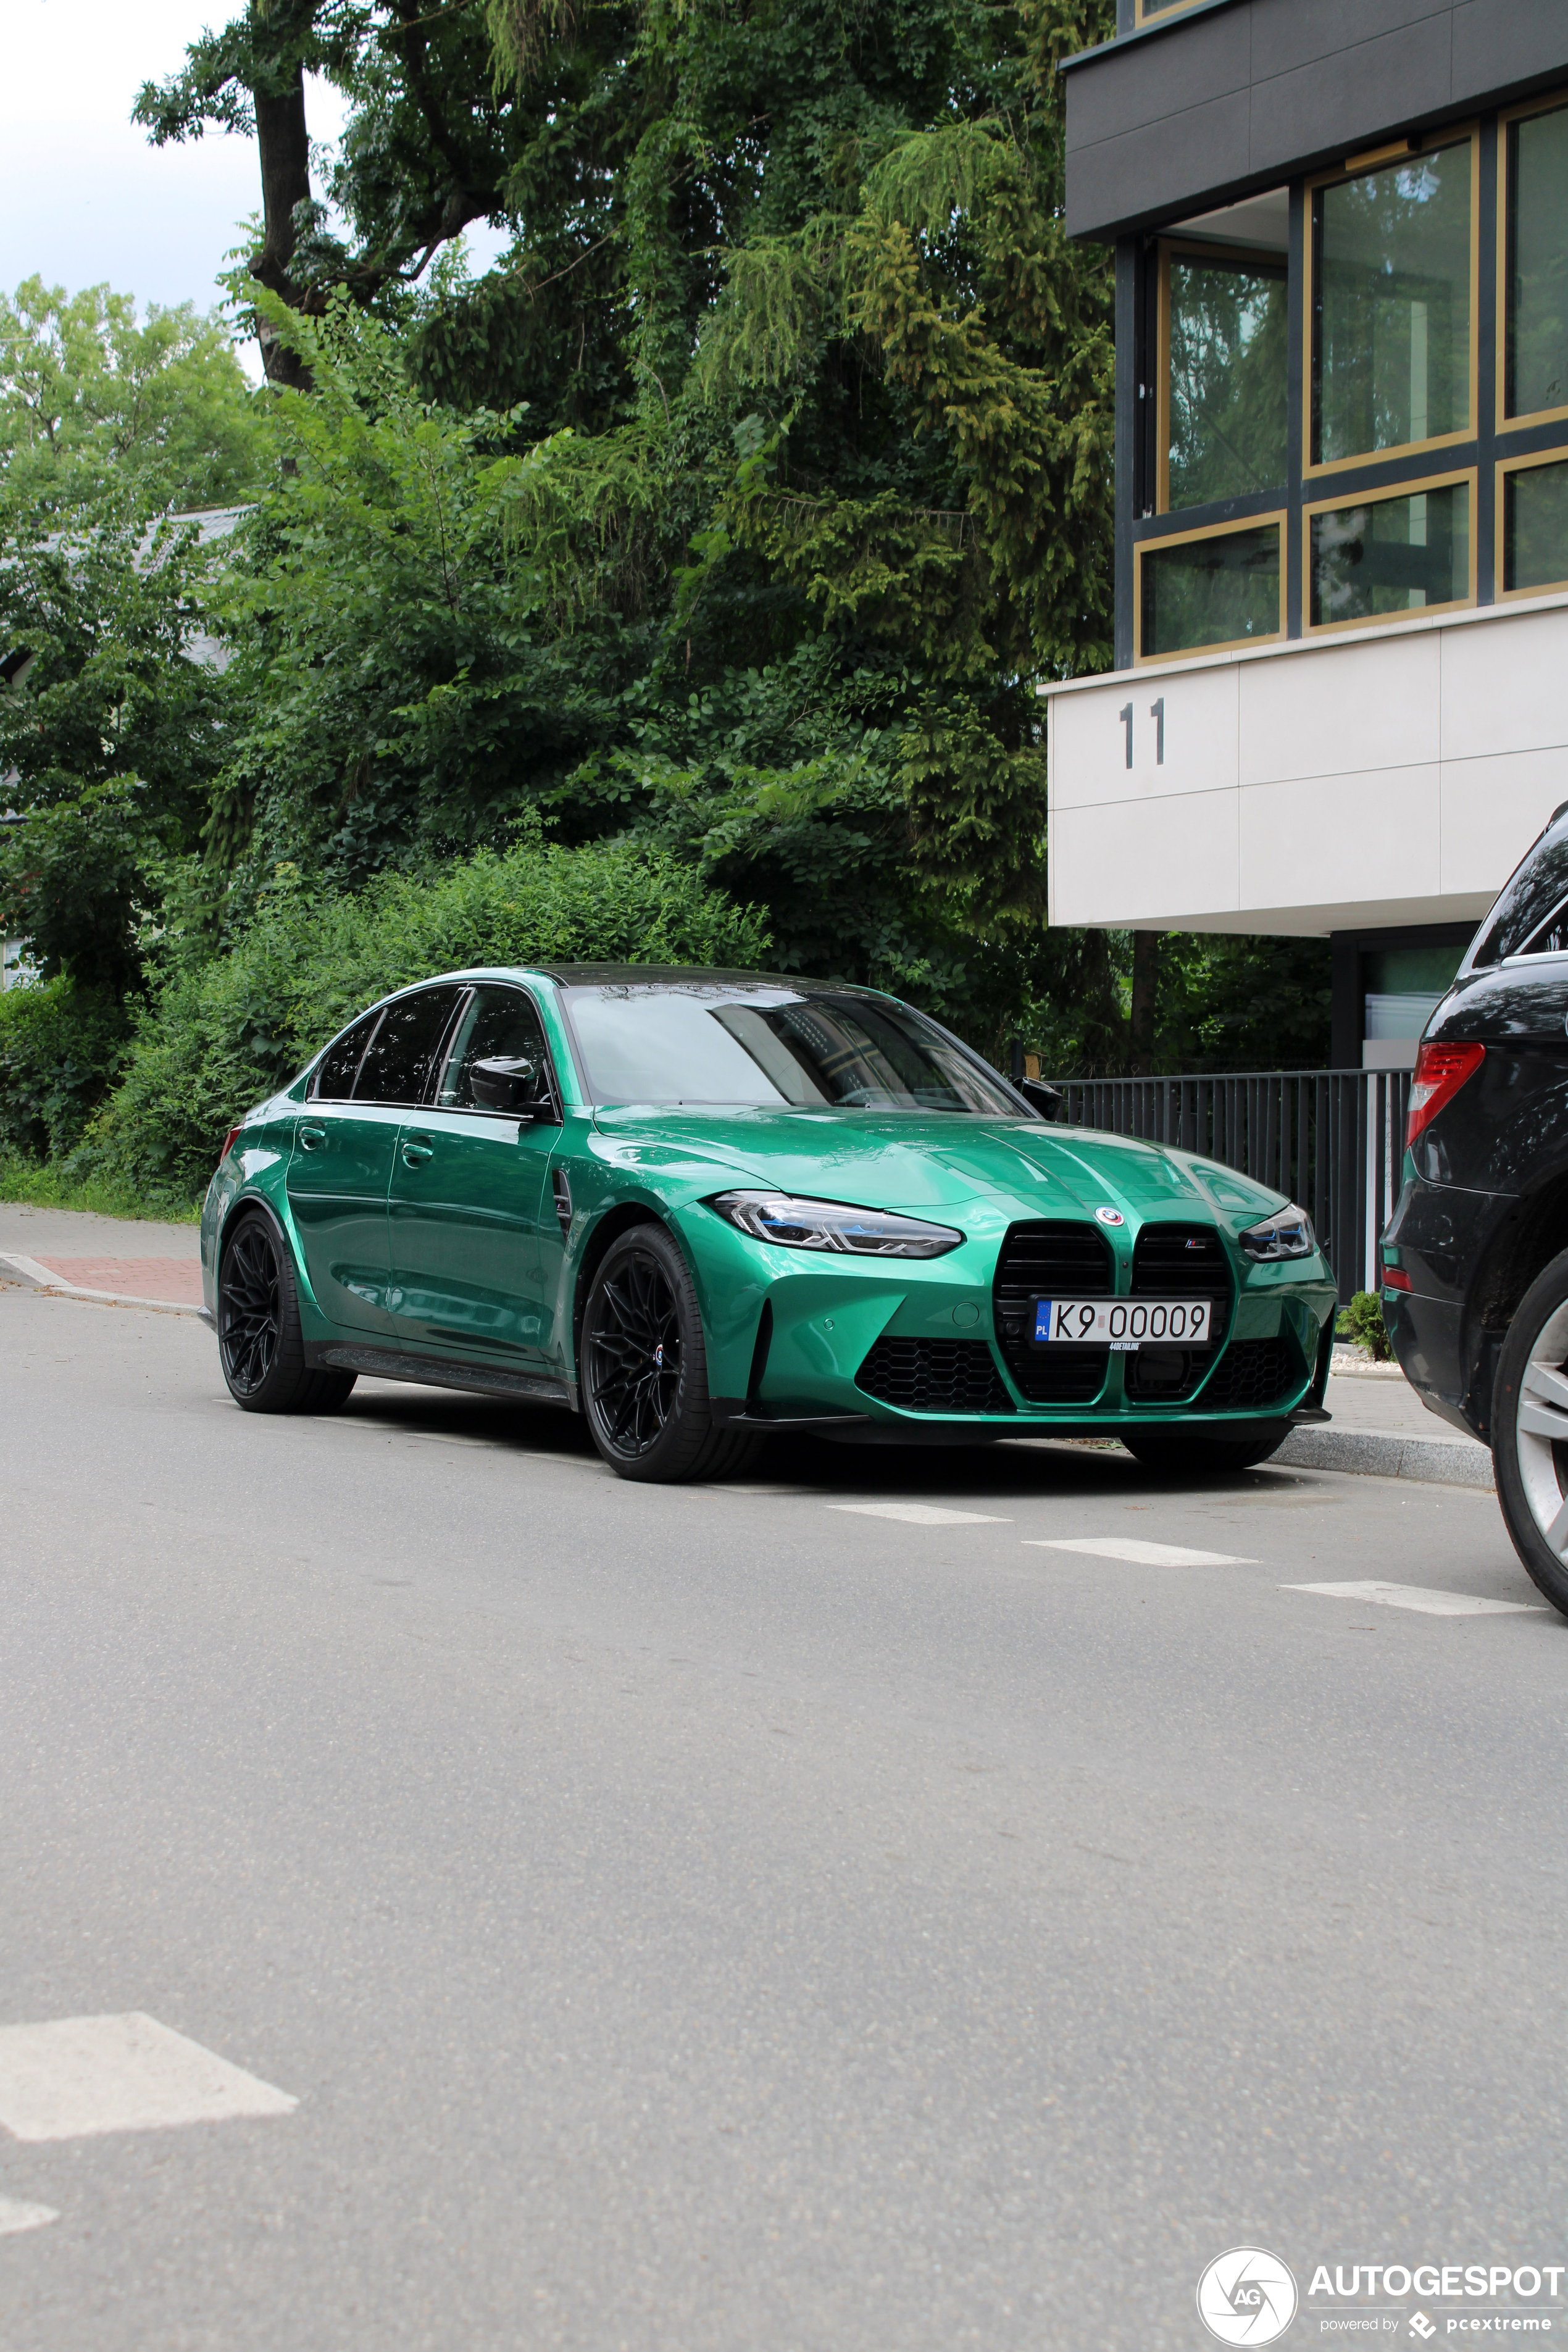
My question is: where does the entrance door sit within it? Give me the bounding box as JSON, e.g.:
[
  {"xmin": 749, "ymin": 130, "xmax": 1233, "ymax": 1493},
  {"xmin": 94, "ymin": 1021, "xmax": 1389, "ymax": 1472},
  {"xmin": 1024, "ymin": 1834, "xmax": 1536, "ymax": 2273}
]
[
  {"xmin": 386, "ymin": 984, "xmax": 558, "ymax": 1363},
  {"xmin": 286, "ymin": 986, "xmax": 465, "ymax": 1335}
]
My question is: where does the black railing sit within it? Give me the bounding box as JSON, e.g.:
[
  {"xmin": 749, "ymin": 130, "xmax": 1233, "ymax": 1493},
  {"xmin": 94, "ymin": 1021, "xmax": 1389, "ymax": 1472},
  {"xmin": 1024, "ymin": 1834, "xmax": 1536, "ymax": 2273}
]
[{"xmin": 1046, "ymin": 1069, "xmax": 1412, "ymax": 1307}]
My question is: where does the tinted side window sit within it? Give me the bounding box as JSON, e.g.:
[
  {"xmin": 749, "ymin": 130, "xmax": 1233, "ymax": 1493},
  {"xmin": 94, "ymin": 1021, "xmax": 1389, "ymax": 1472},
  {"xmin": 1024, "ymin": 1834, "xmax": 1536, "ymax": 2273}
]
[
  {"xmin": 436, "ymin": 986, "xmax": 549, "ymax": 1109},
  {"xmin": 354, "ymin": 986, "xmax": 465, "ymax": 1104},
  {"xmin": 1469, "ymin": 811, "xmax": 1568, "ymax": 965},
  {"xmin": 312, "ymin": 1009, "xmax": 383, "ymax": 1101}
]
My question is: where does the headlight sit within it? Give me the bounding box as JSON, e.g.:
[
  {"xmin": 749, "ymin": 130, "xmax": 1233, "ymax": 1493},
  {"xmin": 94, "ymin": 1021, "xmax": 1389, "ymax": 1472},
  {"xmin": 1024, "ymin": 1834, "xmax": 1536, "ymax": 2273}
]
[
  {"xmin": 1239, "ymin": 1204, "xmax": 1317, "ymax": 1262},
  {"xmin": 709, "ymin": 1191, "xmax": 964, "ymax": 1258}
]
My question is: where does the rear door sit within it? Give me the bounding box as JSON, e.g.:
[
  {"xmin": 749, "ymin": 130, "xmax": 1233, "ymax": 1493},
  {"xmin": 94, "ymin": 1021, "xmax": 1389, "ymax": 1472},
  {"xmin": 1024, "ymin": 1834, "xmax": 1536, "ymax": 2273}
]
[
  {"xmin": 286, "ymin": 989, "xmax": 462, "ymax": 1335},
  {"xmin": 386, "ymin": 984, "xmax": 557, "ymax": 1362}
]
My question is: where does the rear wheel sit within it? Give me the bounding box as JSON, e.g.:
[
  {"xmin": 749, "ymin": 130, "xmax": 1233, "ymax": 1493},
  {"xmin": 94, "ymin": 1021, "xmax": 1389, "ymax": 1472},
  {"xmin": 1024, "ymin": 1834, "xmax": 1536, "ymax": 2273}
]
[
  {"xmin": 218, "ymin": 1211, "xmax": 357, "ymax": 1416},
  {"xmin": 1493, "ymin": 1248, "xmax": 1568, "ymax": 1618},
  {"xmin": 1121, "ymin": 1424, "xmax": 1287, "ymax": 1477},
  {"xmin": 582, "ymin": 1224, "xmax": 759, "ymax": 1483}
]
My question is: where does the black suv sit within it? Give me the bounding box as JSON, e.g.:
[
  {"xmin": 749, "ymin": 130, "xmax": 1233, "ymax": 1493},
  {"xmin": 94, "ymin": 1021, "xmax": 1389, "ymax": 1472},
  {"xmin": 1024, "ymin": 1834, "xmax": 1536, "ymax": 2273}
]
[{"xmin": 1385, "ymin": 800, "xmax": 1568, "ymax": 1614}]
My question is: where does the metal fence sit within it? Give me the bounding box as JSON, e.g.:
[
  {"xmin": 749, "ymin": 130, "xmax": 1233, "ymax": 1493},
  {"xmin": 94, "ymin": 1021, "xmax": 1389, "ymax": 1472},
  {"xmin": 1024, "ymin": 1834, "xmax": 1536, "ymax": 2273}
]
[{"xmin": 1046, "ymin": 1069, "xmax": 1412, "ymax": 1306}]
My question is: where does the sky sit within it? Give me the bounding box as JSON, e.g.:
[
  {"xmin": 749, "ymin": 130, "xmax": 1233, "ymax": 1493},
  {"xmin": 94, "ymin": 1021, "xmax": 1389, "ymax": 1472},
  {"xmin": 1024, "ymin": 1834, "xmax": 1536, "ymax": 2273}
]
[{"xmin": 0, "ymin": 0, "xmax": 509, "ymax": 373}]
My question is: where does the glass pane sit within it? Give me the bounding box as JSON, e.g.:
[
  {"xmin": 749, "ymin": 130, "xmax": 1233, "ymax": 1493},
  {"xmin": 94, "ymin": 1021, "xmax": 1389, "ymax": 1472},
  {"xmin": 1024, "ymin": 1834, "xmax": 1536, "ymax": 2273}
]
[
  {"xmin": 1362, "ymin": 942, "xmax": 1465, "ymax": 1040},
  {"xmin": 1506, "ymin": 107, "xmax": 1568, "ymax": 418},
  {"xmin": 436, "ymin": 986, "xmax": 549, "ymax": 1107},
  {"xmin": 1469, "ymin": 807, "xmax": 1568, "ymax": 965},
  {"xmin": 1503, "ymin": 456, "xmax": 1568, "ymax": 592},
  {"xmin": 1139, "ymin": 525, "xmax": 1280, "ymax": 657},
  {"xmin": 561, "ymin": 983, "xmax": 1019, "ymax": 1112},
  {"xmin": 1309, "ymin": 482, "xmax": 1469, "ymax": 626},
  {"xmin": 1312, "ymin": 143, "xmax": 1472, "ymax": 464},
  {"xmin": 353, "ymin": 986, "xmax": 464, "ymax": 1103},
  {"xmin": 312, "ymin": 1011, "xmax": 383, "ymax": 1101},
  {"xmin": 1167, "ymin": 252, "xmax": 1288, "ymax": 507}
]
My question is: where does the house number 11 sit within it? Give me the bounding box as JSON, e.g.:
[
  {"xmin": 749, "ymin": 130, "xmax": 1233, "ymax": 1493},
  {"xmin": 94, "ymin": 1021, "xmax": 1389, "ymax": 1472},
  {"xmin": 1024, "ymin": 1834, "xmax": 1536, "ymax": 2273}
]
[{"xmin": 1120, "ymin": 698, "xmax": 1166, "ymax": 768}]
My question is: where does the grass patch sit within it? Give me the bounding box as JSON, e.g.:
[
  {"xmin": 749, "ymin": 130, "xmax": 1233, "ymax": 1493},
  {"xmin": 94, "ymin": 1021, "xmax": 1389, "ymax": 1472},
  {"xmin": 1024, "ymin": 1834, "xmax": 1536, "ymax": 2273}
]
[{"xmin": 0, "ymin": 1151, "xmax": 201, "ymax": 1227}]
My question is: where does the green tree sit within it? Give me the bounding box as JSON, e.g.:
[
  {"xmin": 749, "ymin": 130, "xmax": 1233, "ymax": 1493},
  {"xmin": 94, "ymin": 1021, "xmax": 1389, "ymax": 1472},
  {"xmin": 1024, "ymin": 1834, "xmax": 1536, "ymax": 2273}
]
[{"xmin": 0, "ymin": 277, "xmax": 265, "ymax": 508}]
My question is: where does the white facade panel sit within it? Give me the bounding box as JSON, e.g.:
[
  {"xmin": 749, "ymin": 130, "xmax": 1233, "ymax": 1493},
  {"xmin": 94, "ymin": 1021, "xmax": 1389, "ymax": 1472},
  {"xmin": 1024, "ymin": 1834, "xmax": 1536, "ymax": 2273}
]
[
  {"xmin": 1043, "ymin": 594, "xmax": 1568, "ymax": 935},
  {"xmin": 1238, "ymin": 630, "xmax": 1440, "ymax": 786},
  {"xmin": 1049, "ymin": 789, "xmax": 1239, "ymax": 929}
]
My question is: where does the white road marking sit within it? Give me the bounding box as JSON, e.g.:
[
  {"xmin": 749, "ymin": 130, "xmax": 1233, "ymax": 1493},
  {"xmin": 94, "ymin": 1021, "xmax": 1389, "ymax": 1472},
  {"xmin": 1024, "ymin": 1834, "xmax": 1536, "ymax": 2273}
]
[
  {"xmin": 1026, "ymin": 1537, "xmax": 1257, "ymax": 1568},
  {"xmin": 1282, "ymin": 1580, "xmax": 1544, "ymax": 1619},
  {"xmin": 0, "ymin": 2196, "xmax": 58, "ymax": 2235},
  {"xmin": 828, "ymin": 1503, "xmax": 1011, "ymax": 1527},
  {"xmin": 0, "ymin": 2014, "xmax": 297, "ymax": 2142}
]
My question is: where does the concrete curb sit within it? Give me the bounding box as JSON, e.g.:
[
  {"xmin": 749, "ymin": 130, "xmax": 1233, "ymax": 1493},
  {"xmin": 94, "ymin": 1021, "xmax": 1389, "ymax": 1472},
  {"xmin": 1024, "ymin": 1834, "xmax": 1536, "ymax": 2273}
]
[
  {"xmin": 0, "ymin": 1251, "xmax": 208, "ymax": 1321},
  {"xmin": 1277, "ymin": 1424, "xmax": 1495, "ymax": 1491}
]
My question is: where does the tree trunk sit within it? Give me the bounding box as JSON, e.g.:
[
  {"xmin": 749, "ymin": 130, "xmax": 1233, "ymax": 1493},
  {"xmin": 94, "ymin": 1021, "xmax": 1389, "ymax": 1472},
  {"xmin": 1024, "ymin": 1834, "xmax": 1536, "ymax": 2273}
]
[
  {"xmin": 1128, "ymin": 930, "xmax": 1161, "ymax": 1076},
  {"xmin": 250, "ymin": 54, "xmax": 313, "ymax": 390}
]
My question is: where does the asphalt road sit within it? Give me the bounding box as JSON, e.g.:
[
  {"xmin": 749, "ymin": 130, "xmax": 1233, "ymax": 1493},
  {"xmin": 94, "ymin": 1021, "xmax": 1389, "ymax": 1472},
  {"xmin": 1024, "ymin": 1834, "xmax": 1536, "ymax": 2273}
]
[{"xmin": 1, "ymin": 1280, "xmax": 1564, "ymax": 2352}]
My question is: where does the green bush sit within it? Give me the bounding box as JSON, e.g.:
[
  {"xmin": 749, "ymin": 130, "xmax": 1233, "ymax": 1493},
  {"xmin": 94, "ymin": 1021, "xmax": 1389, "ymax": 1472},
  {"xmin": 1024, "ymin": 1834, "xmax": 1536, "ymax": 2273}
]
[
  {"xmin": 0, "ymin": 976, "xmax": 130, "ymax": 1159},
  {"xmin": 1335, "ymin": 1290, "xmax": 1393, "ymax": 1362},
  {"xmin": 84, "ymin": 828, "xmax": 770, "ymax": 1203}
]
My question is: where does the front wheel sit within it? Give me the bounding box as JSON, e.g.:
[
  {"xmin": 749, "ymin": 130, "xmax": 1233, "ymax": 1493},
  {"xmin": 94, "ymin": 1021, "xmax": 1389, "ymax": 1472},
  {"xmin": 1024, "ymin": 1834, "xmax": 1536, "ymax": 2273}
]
[
  {"xmin": 1121, "ymin": 1424, "xmax": 1287, "ymax": 1477},
  {"xmin": 582, "ymin": 1224, "xmax": 759, "ymax": 1483},
  {"xmin": 218, "ymin": 1211, "xmax": 358, "ymax": 1416},
  {"xmin": 1493, "ymin": 1246, "xmax": 1568, "ymax": 1618}
]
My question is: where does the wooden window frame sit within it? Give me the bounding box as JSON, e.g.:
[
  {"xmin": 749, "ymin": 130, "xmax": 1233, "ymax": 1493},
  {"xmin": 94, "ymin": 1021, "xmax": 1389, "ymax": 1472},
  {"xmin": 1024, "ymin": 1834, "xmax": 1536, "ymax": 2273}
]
[
  {"xmin": 1496, "ymin": 88, "xmax": 1568, "ymax": 437},
  {"xmin": 1303, "ymin": 130, "xmax": 1481, "ymax": 482},
  {"xmin": 1495, "ymin": 446, "xmax": 1568, "ymax": 601},
  {"xmin": 1133, "ymin": 510, "xmax": 1288, "ymax": 667},
  {"xmin": 1301, "ymin": 467, "xmax": 1478, "ymax": 638},
  {"xmin": 1156, "ymin": 237, "xmax": 1291, "ymax": 516},
  {"xmin": 1135, "ymin": 0, "xmax": 1211, "ymax": 21}
]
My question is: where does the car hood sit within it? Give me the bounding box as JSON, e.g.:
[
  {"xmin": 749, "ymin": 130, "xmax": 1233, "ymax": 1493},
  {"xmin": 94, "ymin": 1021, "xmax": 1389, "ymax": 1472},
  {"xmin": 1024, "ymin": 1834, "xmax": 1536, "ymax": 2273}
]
[{"xmin": 590, "ymin": 1106, "xmax": 1287, "ymax": 1226}]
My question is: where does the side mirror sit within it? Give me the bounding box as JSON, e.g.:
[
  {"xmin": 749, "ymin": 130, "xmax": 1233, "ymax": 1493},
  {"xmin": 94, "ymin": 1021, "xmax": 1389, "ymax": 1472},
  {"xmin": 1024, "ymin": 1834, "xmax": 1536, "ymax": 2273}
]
[
  {"xmin": 472, "ymin": 1056, "xmax": 543, "ymax": 1115},
  {"xmin": 1018, "ymin": 1077, "xmax": 1062, "ymax": 1122}
]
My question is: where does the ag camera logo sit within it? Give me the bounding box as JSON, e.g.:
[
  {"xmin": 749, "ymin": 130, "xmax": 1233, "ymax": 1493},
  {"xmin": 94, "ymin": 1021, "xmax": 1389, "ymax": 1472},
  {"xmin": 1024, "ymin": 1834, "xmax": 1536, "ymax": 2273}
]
[{"xmin": 1196, "ymin": 2248, "xmax": 1299, "ymax": 2346}]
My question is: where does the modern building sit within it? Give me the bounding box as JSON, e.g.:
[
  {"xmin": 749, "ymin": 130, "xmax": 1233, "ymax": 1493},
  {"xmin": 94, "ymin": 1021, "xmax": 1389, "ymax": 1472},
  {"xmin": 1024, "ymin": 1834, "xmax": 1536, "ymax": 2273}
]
[{"xmin": 1043, "ymin": 1, "xmax": 1568, "ymax": 1067}]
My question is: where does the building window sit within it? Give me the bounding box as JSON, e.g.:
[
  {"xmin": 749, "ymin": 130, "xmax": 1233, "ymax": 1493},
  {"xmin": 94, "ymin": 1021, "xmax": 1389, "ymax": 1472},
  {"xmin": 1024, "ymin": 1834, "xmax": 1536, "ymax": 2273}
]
[
  {"xmin": 1309, "ymin": 138, "xmax": 1475, "ymax": 470},
  {"xmin": 1135, "ymin": 0, "xmax": 1209, "ymax": 19},
  {"xmin": 1137, "ymin": 516, "xmax": 1285, "ymax": 661},
  {"xmin": 1306, "ymin": 474, "xmax": 1473, "ymax": 629},
  {"xmin": 1161, "ymin": 243, "xmax": 1288, "ymax": 510},
  {"xmin": 1502, "ymin": 99, "xmax": 1568, "ymax": 424},
  {"xmin": 1499, "ymin": 451, "xmax": 1568, "ymax": 595}
]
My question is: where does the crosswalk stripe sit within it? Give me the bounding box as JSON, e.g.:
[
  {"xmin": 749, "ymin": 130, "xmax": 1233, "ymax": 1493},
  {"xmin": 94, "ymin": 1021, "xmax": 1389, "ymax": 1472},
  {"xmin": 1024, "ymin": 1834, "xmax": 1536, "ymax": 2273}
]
[
  {"xmin": 0, "ymin": 2014, "xmax": 297, "ymax": 2143},
  {"xmin": 1026, "ymin": 1537, "xmax": 1257, "ymax": 1568},
  {"xmin": 0, "ymin": 2196, "xmax": 57, "ymax": 2235},
  {"xmin": 828, "ymin": 1503, "xmax": 1011, "ymax": 1526},
  {"xmin": 1282, "ymin": 1580, "xmax": 1543, "ymax": 1618}
]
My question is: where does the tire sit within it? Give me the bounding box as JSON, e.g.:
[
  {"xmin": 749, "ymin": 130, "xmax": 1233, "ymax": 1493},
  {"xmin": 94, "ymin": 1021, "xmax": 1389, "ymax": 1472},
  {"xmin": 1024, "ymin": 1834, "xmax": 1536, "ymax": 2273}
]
[
  {"xmin": 1121, "ymin": 1423, "xmax": 1287, "ymax": 1477},
  {"xmin": 1493, "ymin": 1246, "xmax": 1568, "ymax": 1618},
  {"xmin": 217, "ymin": 1211, "xmax": 359, "ymax": 1417},
  {"xmin": 581, "ymin": 1224, "xmax": 761, "ymax": 1483}
]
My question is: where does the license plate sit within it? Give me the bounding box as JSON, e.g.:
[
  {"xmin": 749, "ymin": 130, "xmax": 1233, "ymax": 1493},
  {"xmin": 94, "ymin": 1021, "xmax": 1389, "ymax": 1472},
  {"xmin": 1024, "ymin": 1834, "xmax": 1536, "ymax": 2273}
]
[{"xmin": 1033, "ymin": 1298, "xmax": 1211, "ymax": 1349}]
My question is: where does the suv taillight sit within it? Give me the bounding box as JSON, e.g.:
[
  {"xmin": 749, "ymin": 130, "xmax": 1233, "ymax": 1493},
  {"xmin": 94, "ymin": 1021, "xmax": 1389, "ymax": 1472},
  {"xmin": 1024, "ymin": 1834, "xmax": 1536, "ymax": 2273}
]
[{"xmin": 1406, "ymin": 1040, "xmax": 1485, "ymax": 1147}]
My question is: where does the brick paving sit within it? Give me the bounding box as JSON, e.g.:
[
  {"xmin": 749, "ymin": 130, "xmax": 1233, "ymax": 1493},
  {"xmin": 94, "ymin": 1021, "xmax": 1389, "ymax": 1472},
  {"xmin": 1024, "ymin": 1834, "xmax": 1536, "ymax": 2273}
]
[{"xmin": 31, "ymin": 1257, "xmax": 205, "ymax": 1306}]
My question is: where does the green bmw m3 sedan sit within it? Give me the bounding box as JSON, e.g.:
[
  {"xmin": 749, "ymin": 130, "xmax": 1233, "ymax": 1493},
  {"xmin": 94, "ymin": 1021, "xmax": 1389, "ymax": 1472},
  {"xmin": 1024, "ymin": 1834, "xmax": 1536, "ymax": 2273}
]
[{"xmin": 200, "ymin": 965, "xmax": 1339, "ymax": 1482}]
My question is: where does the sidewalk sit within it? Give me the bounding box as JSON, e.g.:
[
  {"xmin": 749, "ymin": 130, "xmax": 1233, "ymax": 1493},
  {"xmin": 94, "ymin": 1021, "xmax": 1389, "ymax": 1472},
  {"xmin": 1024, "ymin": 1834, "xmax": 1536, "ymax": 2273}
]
[
  {"xmin": 0, "ymin": 1203, "xmax": 204, "ymax": 1314},
  {"xmin": 1282, "ymin": 1356, "xmax": 1493, "ymax": 1491}
]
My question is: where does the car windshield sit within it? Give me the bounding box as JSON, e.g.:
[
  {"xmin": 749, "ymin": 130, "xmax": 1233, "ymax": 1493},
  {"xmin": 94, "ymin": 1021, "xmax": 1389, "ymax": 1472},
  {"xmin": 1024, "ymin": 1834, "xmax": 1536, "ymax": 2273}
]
[{"xmin": 559, "ymin": 982, "xmax": 1020, "ymax": 1114}]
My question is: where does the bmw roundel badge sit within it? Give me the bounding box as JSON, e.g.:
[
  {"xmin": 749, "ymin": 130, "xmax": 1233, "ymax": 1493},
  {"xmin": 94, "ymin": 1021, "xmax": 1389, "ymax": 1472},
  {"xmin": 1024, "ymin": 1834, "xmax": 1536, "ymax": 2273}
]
[{"xmin": 1095, "ymin": 1205, "xmax": 1125, "ymax": 1227}]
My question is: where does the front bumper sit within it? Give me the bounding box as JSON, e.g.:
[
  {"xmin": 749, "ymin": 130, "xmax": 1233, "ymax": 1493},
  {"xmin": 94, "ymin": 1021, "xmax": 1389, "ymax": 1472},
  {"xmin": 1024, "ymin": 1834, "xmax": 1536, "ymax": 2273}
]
[{"xmin": 675, "ymin": 1203, "xmax": 1338, "ymax": 1435}]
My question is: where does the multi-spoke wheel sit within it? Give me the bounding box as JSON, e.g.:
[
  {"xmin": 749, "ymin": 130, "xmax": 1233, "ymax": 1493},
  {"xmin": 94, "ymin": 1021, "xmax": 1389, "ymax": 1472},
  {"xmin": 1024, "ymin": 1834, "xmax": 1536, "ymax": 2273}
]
[
  {"xmin": 217, "ymin": 1211, "xmax": 357, "ymax": 1416},
  {"xmin": 1495, "ymin": 1250, "xmax": 1568, "ymax": 1617},
  {"xmin": 582, "ymin": 1224, "xmax": 759, "ymax": 1483}
]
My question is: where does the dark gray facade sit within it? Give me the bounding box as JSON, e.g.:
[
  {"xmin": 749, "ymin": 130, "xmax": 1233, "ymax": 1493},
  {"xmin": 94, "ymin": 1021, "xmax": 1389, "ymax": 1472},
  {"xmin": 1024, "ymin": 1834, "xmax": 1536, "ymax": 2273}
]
[{"xmin": 1066, "ymin": 0, "xmax": 1568, "ymax": 242}]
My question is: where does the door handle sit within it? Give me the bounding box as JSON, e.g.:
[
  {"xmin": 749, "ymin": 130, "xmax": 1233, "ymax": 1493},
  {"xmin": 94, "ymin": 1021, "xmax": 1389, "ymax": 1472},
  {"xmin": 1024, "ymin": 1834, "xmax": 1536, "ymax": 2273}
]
[
  {"xmin": 401, "ymin": 1137, "xmax": 435, "ymax": 1167},
  {"xmin": 298, "ymin": 1124, "xmax": 327, "ymax": 1151}
]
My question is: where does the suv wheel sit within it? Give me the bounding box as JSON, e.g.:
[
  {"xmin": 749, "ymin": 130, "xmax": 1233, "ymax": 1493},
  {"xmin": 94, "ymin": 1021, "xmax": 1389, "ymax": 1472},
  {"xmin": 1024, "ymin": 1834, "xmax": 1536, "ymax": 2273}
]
[{"xmin": 1493, "ymin": 1248, "xmax": 1568, "ymax": 1616}]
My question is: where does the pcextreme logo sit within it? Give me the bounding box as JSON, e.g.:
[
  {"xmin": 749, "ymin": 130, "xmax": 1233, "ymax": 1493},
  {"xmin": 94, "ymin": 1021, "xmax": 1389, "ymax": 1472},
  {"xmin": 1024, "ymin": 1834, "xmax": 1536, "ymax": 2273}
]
[{"xmin": 1197, "ymin": 2248, "xmax": 1299, "ymax": 2346}]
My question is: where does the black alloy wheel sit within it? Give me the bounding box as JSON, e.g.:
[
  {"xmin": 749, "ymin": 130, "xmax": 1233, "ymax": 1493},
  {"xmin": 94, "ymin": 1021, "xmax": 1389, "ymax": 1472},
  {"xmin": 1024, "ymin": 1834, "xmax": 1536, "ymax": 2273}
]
[
  {"xmin": 582, "ymin": 1224, "xmax": 759, "ymax": 1483},
  {"xmin": 217, "ymin": 1211, "xmax": 357, "ymax": 1416}
]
